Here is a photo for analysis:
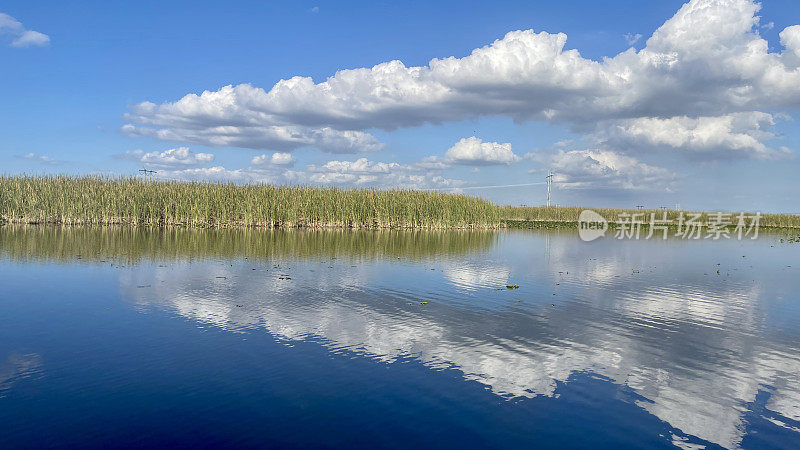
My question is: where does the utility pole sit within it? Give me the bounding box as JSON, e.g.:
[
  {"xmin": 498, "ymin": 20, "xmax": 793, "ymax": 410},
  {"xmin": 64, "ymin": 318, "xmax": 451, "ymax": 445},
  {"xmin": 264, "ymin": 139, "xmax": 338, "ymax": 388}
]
[{"xmin": 545, "ymin": 170, "xmax": 554, "ymax": 207}]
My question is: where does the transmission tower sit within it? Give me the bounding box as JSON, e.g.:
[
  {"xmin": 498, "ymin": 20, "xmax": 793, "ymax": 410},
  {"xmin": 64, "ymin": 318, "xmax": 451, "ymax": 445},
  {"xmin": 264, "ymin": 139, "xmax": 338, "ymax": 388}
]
[
  {"xmin": 546, "ymin": 170, "xmax": 554, "ymax": 207},
  {"xmin": 139, "ymin": 168, "xmax": 158, "ymax": 180}
]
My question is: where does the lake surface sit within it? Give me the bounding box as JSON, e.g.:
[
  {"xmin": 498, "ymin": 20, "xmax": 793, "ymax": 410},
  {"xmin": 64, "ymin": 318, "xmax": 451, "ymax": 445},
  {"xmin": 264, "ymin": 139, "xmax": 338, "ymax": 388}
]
[{"xmin": 1, "ymin": 226, "xmax": 799, "ymax": 449}]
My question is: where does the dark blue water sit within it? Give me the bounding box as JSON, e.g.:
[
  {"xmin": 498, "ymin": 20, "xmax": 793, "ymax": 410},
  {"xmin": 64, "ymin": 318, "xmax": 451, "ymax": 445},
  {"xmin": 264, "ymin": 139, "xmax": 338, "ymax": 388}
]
[{"xmin": 1, "ymin": 227, "xmax": 799, "ymax": 448}]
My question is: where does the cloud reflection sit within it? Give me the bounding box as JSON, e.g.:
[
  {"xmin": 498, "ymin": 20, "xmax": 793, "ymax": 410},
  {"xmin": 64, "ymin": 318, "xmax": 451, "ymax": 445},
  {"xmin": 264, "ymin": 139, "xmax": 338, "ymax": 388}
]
[
  {"xmin": 117, "ymin": 234, "xmax": 800, "ymax": 449},
  {"xmin": 0, "ymin": 353, "xmax": 42, "ymax": 397}
]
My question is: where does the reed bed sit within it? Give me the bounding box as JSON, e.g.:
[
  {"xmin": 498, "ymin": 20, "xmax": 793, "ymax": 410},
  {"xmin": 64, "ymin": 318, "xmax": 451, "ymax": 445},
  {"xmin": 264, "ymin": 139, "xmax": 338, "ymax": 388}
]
[
  {"xmin": 2, "ymin": 175, "xmax": 798, "ymax": 230},
  {"xmin": 0, "ymin": 175, "xmax": 501, "ymax": 229}
]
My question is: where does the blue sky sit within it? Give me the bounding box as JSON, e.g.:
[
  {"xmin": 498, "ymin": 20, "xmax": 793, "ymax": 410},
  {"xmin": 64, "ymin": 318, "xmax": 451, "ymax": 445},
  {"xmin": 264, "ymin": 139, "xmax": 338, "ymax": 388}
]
[{"xmin": 2, "ymin": 0, "xmax": 800, "ymax": 212}]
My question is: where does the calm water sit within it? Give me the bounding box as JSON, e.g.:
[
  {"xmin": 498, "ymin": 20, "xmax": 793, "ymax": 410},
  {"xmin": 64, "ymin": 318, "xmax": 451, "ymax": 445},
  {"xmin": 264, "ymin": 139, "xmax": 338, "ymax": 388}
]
[{"xmin": 1, "ymin": 227, "xmax": 799, "ymax": 449}]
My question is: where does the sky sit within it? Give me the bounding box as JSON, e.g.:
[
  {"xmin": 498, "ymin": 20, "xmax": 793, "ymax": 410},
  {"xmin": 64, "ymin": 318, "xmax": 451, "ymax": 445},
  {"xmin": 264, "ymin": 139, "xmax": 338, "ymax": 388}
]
[{"xmin": 2, "ymin": 0, "xmax": 800, "ymax": 212}]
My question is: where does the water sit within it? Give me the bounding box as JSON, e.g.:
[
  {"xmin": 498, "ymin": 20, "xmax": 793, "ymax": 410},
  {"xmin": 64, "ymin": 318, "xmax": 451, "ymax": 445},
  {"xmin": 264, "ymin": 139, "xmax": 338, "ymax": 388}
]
[{"xmin": 1, "ymin": 226, "xmax": 799, "ymax": 449}]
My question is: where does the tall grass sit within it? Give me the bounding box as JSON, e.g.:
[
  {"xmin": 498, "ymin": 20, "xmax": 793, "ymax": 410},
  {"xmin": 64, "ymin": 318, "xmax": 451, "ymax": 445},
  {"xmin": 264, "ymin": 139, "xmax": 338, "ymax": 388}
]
[
  {"xmin": 0, "ymin": 175, "xmax": 501, "ymax": 229},
  {"xmin": 2, "ymin": 175, "xmax": 798, "ymax": 230}
]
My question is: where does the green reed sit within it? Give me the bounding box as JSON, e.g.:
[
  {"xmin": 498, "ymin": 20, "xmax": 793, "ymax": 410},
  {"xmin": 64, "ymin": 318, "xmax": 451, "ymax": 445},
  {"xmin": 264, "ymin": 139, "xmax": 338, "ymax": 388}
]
[
  {"xmin": 2, "ymin": 175, "xmax": 797, "ymax": 230},
  {"xmin": 0, "ymin": 175, "xmax": 501, "ymax": 229}
]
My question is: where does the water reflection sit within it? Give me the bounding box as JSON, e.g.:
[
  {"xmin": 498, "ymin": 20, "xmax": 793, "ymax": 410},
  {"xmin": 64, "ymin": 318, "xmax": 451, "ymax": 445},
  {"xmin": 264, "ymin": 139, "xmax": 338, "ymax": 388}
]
[
  {"xmin": 0, "ymin": 353, "xmax": 42, "ymax": 397},
  {"xmin": 3, "ymin": 226, "xmax": 800, "ymax": 448},
  {"xmin": 444, "ymin": 264, "xmax": 512, "ymax": 291},
  {"xmin": 0, "ymin": 225, "xmax": 496, "ymax": 264},
  {"xmin": 128, "ymin": 238, "xmax": 799, "ymax": 447}
]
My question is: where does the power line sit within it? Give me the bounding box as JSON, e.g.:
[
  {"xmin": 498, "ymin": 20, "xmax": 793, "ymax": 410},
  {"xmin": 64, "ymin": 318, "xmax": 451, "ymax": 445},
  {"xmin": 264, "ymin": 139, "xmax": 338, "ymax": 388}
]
[
  {"xmin": 135, "ymin": 174, "xmax": 549, "ymax": 192},
  {"xmin": 419, "ymin": 181, "xmax": 546, "ymax": 191},
  {"xmin": 138, "ymin": 168, "xmax": 158, "ymax": 179}
]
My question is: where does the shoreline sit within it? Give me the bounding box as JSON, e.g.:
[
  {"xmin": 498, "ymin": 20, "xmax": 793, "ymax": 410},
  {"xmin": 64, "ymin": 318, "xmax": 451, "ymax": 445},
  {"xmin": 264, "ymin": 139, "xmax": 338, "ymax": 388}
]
[
  {"xmin": 502, "ymin": 219, "xmax": 800, "ymax": 232},
  {"xmin": 3, "ymin": 219, "xmax": 800, "ymax": 234},
  {"xmin": 2, "ymin": 176, "xmax": 799, "ymax": 231}
]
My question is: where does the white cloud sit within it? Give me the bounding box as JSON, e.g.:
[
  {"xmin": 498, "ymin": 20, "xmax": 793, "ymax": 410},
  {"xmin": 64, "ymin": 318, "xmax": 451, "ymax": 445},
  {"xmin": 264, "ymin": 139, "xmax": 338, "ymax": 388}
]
[
  {"xmin": 539, "ymin": 149, "xmax": 676, "ymax": 191},
  {"xmin": 124, "ymin": 0, "xmax": 800, "ymax": 161},
  {"xmin": 443, "ymin": 137, "xmax": 520, "ymax": 165},
  {"xmin": 251, "ymin": 152, "xmax": 296, "ymax": 167},
  {"xmin": 592, "ymin": 112, "xmax": 793, "ymax": 160},
  {"xmin": 312, "ymin": 158, "xmax": 401, "ymax": 174},
  {"xmin": 122, "ymin": 93, "xmax": 384, "ymax": 154},
  {"xmin": 154, "ymin": 156, "xmax": 464, "ymax": 190},
  {"xmin": 781, "ymin": 25, "xmax": 800, "ymax": 68},
  {"xmin": 11, "ymin": 30, "xmax": 49, "ymax": 47},
  {"xmin": 305, "ymin": 158, "xmax": 465, "ymax": 188},
  {"xmin": 624, "ymin": 33, "xmax": 642, "ymax": 46},
  {"xmin": 16, "ymin": 152, "xmax": 60, "ymax": 165},
  {"xmin": 156, "ymin": 166, "xmax": 276, "ymax": 183},
  {"xmin": 307, "ymin": 158, "xmax": 404, "ymax": 184},
  {"xmin": 0, "ymin": 13, "xmax": 49, "ymax": 48},
  {"xmin": 0, "ymin": 13, "xmax": 23, "ymax": 33},
  {"xmin": 414, "ymin": 155, "xmax": 452, "ymax": 170},
  {"xmin": 117, "ymin": 147, "xmax": 215, "ymax": 169},
  {"xmin": 414, "ymin": 136, "xmax": 520, "ymax": 170}
]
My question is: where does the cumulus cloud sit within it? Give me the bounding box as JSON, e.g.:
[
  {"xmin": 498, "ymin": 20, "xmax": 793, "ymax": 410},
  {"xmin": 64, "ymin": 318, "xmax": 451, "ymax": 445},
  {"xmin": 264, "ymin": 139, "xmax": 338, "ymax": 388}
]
[
  {"xmin": 306, "ymin": 158, "xmax": 404, "ymax": 184},
  {"xmin": 124, "ymin": 0, "xmax": 800, "ymax": 160},
  {"xmin": 251, "ymin": 152, "xmax": 296, "ymax": 167},
  {"xmin": 443, "ymin": 137, "xmax": 520, "ymax": 165},
  {"xmin": 592, "ymin": 112, "xmax": 793, "ymax": 160},
  {"xmin": 538, "ymin": 149, "xmax": 676, "ymax": 191},
  {"xmin": 141, "ymin": 142, "xmax": 466, "ymax": 188},
  {"xmin": 413, "ymin": 155, "xmax": 453, "ymax": 171},
  {"xmin": 122, "ymin": 94, "xmax": 384, "ymax": 154},
  {"xmin": 781, "ymin": 25, "xmax": 800, "ymax": 68},
  {"xmin": 415, "ymin": 136, "xmax": 520, "ymax": 170},
  {"xmin": 117, "ymin": 147, "xmax": 215, "ymax": 169},
  {"xmin": 156, "ymin": 157, "xmax": 464, "ymax": 190},
  {"xmin": 307, "ymin": 158, "xmax": 465, "ymax": 189},
  {"xmin": 0, "ymin": 13, "xmax": 49, "ymax": 47},
  {"xmin": 156, "ymin": 166, "xmax": 277, "ymax": 184}
]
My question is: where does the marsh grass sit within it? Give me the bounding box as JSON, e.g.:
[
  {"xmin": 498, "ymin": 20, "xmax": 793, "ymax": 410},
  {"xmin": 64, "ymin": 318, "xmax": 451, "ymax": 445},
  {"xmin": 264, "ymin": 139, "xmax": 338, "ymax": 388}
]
[
  {"xmin": 2, "ymin": 175, "xmax": 798, "ymax": 230},
  {"xmin": 0, "ymin": 175, "xmax": 501, "ymax": 229}
]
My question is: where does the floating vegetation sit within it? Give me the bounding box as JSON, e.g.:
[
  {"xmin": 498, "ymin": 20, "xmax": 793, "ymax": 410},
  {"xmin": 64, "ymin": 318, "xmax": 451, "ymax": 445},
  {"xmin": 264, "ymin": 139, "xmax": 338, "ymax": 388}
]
[{"xmin": 505, "ymin": 284, "xmax": 519, "ymax": 289}]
